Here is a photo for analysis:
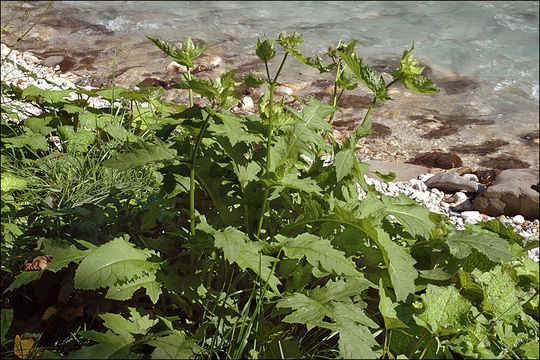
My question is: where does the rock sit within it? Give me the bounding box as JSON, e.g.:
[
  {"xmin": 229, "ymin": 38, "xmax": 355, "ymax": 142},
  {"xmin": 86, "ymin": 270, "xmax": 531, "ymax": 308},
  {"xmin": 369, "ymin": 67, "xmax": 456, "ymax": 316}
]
[
  {"xmin": 408, "ymin": 151, "xmax": 463, "ymax": 169},
  {"xmin": 461, "ymin": 211, "xmax": 483, "ymax": 224},
  {"xmin": 42, "ymin": 55, "xmax": 65, "ymax": 68},
  {"xmin": 275, "ymin": 85, "xmax": 293, "ymax": 96},
  {"xmin": 193, "ymin": 55, "xmax": 222, "ymax": 72},
  {"xmin": 480, "ymin": 155, "xmax": 530, "ymax": 170},
  {"xmin": 475, "ymin": 169, "xmax": 501, "ymax": 185},
  {"xmin": 512, "ymin": 215, "xmax": 525, "ymax": 224},
  {"xmin": 139, "ymin": 77, "xmax": 170, "ymax": 89},
  {"xmin": 424, "ymin": 172, "xmax": 479, "ymax": 193},
  {"xmin": 22, "ymin": 52, "xmax": 40, "ymax": 64},
  {"xmin": 365, "ymin": 160, "xmax": 429, "ymax": 182},
  {"xmin": 74, "ymin": 75, "xmax": 111, "ymax": 88},
  {"xmin": 240, "ymin": 96, "xmax": 254, "ymax": 110},
  {"xmin": 472, "ymin": 168, "xmax": 539, "ymax": 219},
  {"xmin": 462, "ymin": 173, "xmax": 479, "ymax": 183},
  {"xmin": 452, "ymin": 192, "xmax": 468, "ymax": 205},
  {"xmin": 166, "ymin": 61, "xmax": 187, "ymax": 73}
]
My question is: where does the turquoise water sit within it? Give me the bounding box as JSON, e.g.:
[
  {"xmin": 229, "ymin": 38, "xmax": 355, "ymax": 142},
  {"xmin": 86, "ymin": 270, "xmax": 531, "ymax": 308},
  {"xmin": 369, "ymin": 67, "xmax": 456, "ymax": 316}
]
[{"xmin": 63, "ymin": 0, "xmax": 538, "ymax": 106}]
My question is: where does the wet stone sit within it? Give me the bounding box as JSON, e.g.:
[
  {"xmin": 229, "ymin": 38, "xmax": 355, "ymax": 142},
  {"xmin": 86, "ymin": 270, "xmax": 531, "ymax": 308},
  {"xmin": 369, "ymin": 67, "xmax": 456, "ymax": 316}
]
[
  {"xmin": 436, "ymin": 76, "xmax": 479, "ymax": 95},
  {"xmin": 450, "ymin": 139, "xmax": 509, "ymax": 156},
  {"xmin": 408, "ymin": 151, "xmax": 463, "ymax": 169},
  {"xmin": 371, "ymin": 122, "xmax": 392, "ymax": 138},
  {"xmin": 421, "ymin": 125, "xmax": 458, "ymax": 139},
  {"xmin": 480, "ymin": 155, "xmax": 530, "ymax": 170},
  {"xmin": 474, "ymin": 169, "xmax": 502, "ymax": 185}
]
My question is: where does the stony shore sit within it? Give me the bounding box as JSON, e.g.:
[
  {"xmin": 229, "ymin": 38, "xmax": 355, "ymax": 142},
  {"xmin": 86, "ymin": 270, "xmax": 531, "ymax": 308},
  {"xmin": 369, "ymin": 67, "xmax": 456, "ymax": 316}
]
[{"xmin": 1, "ymin": 42, "xmax": 538, "ymax": 261}]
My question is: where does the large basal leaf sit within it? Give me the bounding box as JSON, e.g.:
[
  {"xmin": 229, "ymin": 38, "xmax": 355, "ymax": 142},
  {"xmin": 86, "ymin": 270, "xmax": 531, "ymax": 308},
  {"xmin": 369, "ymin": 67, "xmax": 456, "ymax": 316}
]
[
  {"xmin": 333, "ymin": 320, "xmax": 379, "ymax": 359},
  {"xmin": 3, "ymin": 133, "xmax": 49, "ymax": 151},
  {"xmin": 103, "ymin": 138, "xmax": 176, "ymax": 170},
  {"xmin": 277, "ymin": 233, "xmax": 362, "ymax": 277},
  {"xmin": 202, "ymin": 225, "xmax": 281, "ymax": 294},
  {"xmin": 3, "ymin": 271, "xmax": 44, "ymax": 294},
  {"xmin": 105, "ymin": 272, "xmax": 162, "ymax": 304},
  {"xmin": 376, "ymin": 229, "xmax": 417, "ymax": 302},
  {"xmin": 414, "ymin": 284, "xmax": 472, "ymax": 336},
  {"xmin": 66, "ymin": 330, "xmax": 130, "ymax": 359},
  {"xmin": 444, "ymin": 229, "xmax": 516, "ymax": 263},
  {"xmin": 0, "ymin": 309, "xmax": 13, "ymax": 346},
  {"xmin": 1, "ymin": 173, "xmax": 27, "ymax": 193},
  {"xmin": 74, "ymin": 235, "xmax": 159, "ymax": 291},
  {"xmin": 42, "ymin": 239, "xmax": 91, "ymax": 272}
]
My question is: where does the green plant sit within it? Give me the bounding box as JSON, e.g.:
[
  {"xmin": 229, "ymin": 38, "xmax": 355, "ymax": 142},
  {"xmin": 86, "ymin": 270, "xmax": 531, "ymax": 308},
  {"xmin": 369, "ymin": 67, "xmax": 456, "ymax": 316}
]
[{"xmin": 1, "ymin": 32, "xmax": 538, "ymax": 359}]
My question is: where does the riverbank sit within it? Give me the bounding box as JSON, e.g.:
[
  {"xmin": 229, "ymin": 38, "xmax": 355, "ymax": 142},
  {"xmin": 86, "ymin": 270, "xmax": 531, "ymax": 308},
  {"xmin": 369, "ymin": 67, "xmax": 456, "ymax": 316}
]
[{"xmin": 2, "ymin": 42, "xmax": 538, "ymax": 261}]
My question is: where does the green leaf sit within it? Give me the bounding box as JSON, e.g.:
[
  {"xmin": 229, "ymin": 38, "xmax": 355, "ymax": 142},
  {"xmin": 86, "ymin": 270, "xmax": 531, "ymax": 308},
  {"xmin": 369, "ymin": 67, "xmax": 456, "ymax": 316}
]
[
  {"xmin": 172, "ymin": 77, "xmax": 218, "ymax": 100},
  {"xmin": 147, "ymin": 331, "xmax": 202, "ymax": 359},
  {"xmin": 334, "ymin": 320, "xmax": 379, "ymax": 359},
  {"xmin": 3, "ymin": 133, "xmax": 49, "ymax": 151},
  {"xmin": 147, "ymin": 36, "xmax": 193, "ymax": 68},
  {"xmin": 74, "ymin": 235, "xmax": 159, "ymax": 291},
  {"xmin": 207, "ymin": 226, "xmax": 281, "ymax": 294},
  {"xmin": 474, "ymin": 265, "xmax": 522, "ymax": 324},
  {"xmin": 95, "ymin": 87, "xmax": 126, "ymax": 100},
  {"xmin": 375, "ymin": 171, "xmax": 396, "ymax": 182},
  {"xmin": 57, "ymin": 127, "xmax": 96, "ymax": 153},
  {"xmin": 376, "ymin": 229, "xmax": 417, "ymax": 302},
  {"xmin": 334, "ymin": 149, "xmax": 354, "ymax": 182},
  {"xmin": 338, "ymin": 50, "xmax": 389, "ymax": 102},
  {"xmin": 277, "ymin": 233, "xmax": 362, "ymax": 277},
  {"xmin": 3, "ymin": 271, "xmax": 44, "ymax": 294},
  {"xmin": 103, "ymin": 138, "xmax": 176, "ymax": 170},
  {"xmin": 66, "ymin": 330, "xmax": 129, "ymax": 359},
  {"xmin": 42, "ymin": 239, "xmax": 91, "ymax": 272},
  {"xmin": 100, "ymin": 307, "xmax": 157, "ymax": 342},
  {"xmin": 285, "ymin": 47, "xmax": 333, "ymax": 73},
  {"xmin": 277, "ymin": 32, "xmax": 304, "ymax": 48},
  {"xmin": 380, "ymin": 194, "xmax": 436, "ymax": 238},
  {"xmin": 242, "ymin": 73, "xmax": 265, "ymax": 88},
  {"xmin": 256, "ymin": 37, "xmax": 276, "ymax": 62},
  {"xmin": 1, "ymin": 309, "xmax": 13, "ymax": 345},
  {"xmin": 1, "ymin": 173, "xmax": 27, "ymax": 193},
  {"xmin": 21, "ymin": 85, "xmax": 73, "ymax": 102},
  {"xmin": 414, "ymin": 284, "xmax": 472, "ymax": 335},
  {"xmin": 445, "ymin": 230, "xmax": 516, "ymax": 263},
  {"xmin": 105, "ymin": 272, "xmax": 162, "ymax": 304},
  {"xmin": 392, "ymin": 44, "xmax": 439, "ymax": 94},
  {"xmin": 378, "ymin": 278, "xmax": 407, "ymax": 329}
]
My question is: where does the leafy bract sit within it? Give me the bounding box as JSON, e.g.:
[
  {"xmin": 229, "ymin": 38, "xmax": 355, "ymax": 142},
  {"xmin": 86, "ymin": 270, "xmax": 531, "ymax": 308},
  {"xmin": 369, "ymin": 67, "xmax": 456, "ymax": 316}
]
[
  {"xmin": 392, "ymin": 43, "xmax": 439, "ymax": 93},
  {"xmin": 338, "ymin": 50, "xmax": 389, "ymax": 102},
  {"xmin": 74, "ymin": 235, "xmax": 159, "ymax": 291}
]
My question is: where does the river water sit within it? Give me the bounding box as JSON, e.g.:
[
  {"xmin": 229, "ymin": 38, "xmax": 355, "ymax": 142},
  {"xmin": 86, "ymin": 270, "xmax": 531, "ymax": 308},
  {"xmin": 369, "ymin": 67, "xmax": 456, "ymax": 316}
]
[{"xmin": 1, "ymin": 1, "xmax": 538, "ymax": 169}]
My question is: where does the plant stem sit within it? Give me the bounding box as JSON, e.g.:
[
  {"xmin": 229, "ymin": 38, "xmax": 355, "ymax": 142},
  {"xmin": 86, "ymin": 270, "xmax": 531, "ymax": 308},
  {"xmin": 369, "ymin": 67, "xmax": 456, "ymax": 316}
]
[
  {"xmin": 189, "ymin": 110, "xmax": 212, "ymax": 237},
  {"xmin": 187, "ymin": 68, "xmax": 194, "ymax": 107},
  {"xmin": 361, "ymin": 97, "xmax": 377, "ymax": 127}
]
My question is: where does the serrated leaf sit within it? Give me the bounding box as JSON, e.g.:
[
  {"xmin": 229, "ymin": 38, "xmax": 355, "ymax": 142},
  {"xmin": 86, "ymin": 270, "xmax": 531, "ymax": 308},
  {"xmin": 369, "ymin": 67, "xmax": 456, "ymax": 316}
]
[
  {"xmin": 376, "ymin": 229, "xmax": 417, "ymax": 302},
  {"xmin": 379, "ymin": 278, "xmax": 407, "ymax": 329},
  {"xmin": 380, "ymin": 194, "xmax": 436, "ymax": 238},
  {"xmin": 392, "ymin": 44, "xmax": 439, "ymax": 94},
  {"xmin": 256, "ymin": 38, "xmax": 276, "ymax": 61},
  {"xmin": 338, "ymin": 51, "xmax": 389, "ymax": 102},
  {"xmin": 103, "ymin": 138, "xmax": 176, "ymax": 170},
  {"xmin": 334, "ymin": 320, "xmax": 379, "ymax": 359},
  {"xmin": 445, "ymin": 230, "xmax": 515, "ymax": 263},
  {"xmin": 74, "ymin": 235, "xmax": 159, "ymax": 290},
  {"xmin": 3, "ymin": 133, "xmax": 49, "ymax": 151},
  {"xmin": 474, "ymin": 265, "xmax": 522, "ymax": 324},
  {"xmin": 211, "ymin": 227, "xmax": 280, "ymax": 294},
  {"xmin": 172, "ymin": 77, "xmax": 218, "ymax": 100},
  {"xmin": 414, "ymin": 284, "xmax": 472, "ymax": 335},
  {"xmin": 147, "ymin": 331, "xmax": 201, "ymax": 359},
  {"xmin": 147, "ymin": 36, "xmax": 193, "ymax": 68},
  {"xmin": 106, "ymin": 272, "xmax": 162, "ymax": 304},
  {"xmin": 334, "ymin": 149, "xmax": 354, "ymax": 182},
  {"xmin": 42, "ymin": 239, "xmax": 91, "ymax": 272},
  {"xmin": 242, "ymin": 73, "xmax": 265, "ymax": 88},
  {"xmin": 277, "ymin": 233, "xmax": 361, "ymax": 277},
  {"xmin": 66, "ymin": 330, "xmax": 129, "ymax": 359}
]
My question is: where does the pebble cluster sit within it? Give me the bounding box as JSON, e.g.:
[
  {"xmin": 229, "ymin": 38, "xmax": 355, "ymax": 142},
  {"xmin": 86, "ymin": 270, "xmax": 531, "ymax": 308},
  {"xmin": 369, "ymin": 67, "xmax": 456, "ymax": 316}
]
[{"xmin": 2, "ymin": 42, "xmax": 539, "ymax": 262}]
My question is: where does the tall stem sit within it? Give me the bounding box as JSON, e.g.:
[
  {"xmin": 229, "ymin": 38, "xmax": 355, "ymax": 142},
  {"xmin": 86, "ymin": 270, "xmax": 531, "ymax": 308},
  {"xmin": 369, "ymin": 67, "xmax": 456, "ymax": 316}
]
[
  {"xmin": 186, "ymin": 68, "xmax": 194, "ymax": 107},
  {"xmin": 189, "ymin": 111, "xmax": 211, "ymax": 237},
  {"xmin": 255, "ymin": 52, "xmax": 288, "ymax": 239}
]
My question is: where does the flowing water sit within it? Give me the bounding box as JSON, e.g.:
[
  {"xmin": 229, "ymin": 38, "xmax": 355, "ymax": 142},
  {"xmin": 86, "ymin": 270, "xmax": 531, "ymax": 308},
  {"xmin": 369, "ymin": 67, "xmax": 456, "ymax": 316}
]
[{"xmin": 1, "ymin": 1, "xmax": 539, "ymax": 168}]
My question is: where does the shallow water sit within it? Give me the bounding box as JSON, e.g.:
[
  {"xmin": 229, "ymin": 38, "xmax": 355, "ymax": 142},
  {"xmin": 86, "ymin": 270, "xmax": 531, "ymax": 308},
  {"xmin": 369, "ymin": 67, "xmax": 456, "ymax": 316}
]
[{"xmin": 1, "ymin": 1, "xmax": 538, "ymax": 169}]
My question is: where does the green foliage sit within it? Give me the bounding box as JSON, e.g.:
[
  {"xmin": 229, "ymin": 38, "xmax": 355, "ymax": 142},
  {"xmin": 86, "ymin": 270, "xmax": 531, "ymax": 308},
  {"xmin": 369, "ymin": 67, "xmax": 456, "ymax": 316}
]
[{"xmin": 1, "ymin": 31, "xmax": 537, "ymax": 360}]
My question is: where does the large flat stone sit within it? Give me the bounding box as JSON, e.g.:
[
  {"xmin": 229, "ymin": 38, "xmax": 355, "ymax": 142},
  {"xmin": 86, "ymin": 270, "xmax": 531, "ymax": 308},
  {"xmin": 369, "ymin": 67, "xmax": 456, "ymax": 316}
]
[
  {"xmin": 472, "ymin": 168, "xmax": 539, "ymax": 219},
  {"xmin": 365, "ymin": 160, "xmax": 429, "ymax": 182}
]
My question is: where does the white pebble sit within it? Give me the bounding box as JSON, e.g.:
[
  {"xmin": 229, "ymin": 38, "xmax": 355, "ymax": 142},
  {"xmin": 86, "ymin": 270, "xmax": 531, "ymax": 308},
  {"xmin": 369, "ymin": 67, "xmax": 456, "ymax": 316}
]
[
  {"xmin": 460, "ymin": 211, "xmax": 483, "ymax": 224},
  {"xmin": 512, "ymin": 215, "xmax": 525, "ymax": 224},
  {"xmin": 462, "ymin": 173, "xmax": 479, "ymax": 183}
]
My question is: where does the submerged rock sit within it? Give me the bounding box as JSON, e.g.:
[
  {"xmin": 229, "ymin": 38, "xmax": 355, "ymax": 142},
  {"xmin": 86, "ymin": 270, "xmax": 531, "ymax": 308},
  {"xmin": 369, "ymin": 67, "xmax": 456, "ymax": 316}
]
[{"xmin": 408, "ymin": 151, "xmax": 463, "ymax": 169}]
